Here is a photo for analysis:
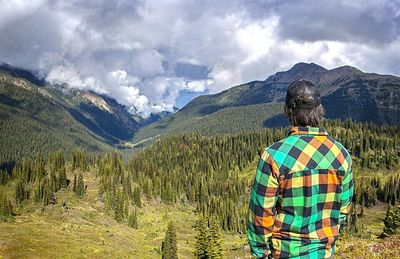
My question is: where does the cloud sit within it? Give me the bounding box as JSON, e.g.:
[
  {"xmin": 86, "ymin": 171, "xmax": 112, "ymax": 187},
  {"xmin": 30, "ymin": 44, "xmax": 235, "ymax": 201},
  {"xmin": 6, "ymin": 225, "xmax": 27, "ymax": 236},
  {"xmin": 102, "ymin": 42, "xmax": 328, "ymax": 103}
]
[
  {"xmin": 46, "ymin": 63, "xmax": 101, "ymax": 92},
  {"xmin": 0, "ymin": 0, "xmax": 399, "ymax": 116},
  {"xmin": 274, "ymin": 0, "xmax": 400, "ymax": 44}
]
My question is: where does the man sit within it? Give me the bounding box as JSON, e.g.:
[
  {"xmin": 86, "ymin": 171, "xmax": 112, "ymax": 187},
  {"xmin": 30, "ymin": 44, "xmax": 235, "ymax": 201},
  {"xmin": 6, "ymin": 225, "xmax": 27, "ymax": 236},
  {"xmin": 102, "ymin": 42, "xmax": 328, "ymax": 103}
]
[{"xmin": 247, "ymin": 80, "xmax": 354, "ymax": 258}]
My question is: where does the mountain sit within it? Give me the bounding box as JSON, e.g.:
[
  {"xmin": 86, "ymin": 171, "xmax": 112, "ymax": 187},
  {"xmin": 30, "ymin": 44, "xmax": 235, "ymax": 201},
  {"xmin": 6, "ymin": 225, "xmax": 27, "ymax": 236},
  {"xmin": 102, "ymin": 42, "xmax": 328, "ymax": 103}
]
[
  {"xmin": 133, "ymin": 62, "xmax": 400, "ymax": 142},
  {"xmin": 64, "ymin": 89, "xmax": 139, "ymax": 142},
  {"xmin": 0, "ymin": 63, "xmax": 45, "ymax": 86},
  {"xmin": 0, "ymin": 66, "xmax": 144, "ymax": 165},
  {"xmin": 135, "ymin": 109, "xmax": 178, "ymax": 127},
  {"xmin": 2, "ymin": 62, "xmax": 400, "ymax": 157}
]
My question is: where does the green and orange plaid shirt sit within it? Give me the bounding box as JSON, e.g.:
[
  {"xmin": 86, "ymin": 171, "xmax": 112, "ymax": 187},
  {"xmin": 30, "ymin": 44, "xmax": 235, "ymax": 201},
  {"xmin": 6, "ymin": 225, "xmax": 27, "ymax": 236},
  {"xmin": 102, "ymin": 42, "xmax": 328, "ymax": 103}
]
[{"xmin": 247, "ymin": 127, "xmax": 354, "ymax": 259}]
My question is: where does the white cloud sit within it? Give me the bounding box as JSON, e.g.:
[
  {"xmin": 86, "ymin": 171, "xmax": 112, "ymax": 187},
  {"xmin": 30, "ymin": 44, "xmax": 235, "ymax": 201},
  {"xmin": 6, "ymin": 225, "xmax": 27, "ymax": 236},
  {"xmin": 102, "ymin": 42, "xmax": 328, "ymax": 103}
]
[
  {"xmin": 46, "ymin": 63, "xmax": 104, "ymax": 93},
  {"xmin": 186, "ymin": 79, "xmax": 213, "ymax": 92},
  {"xmin": 0, "ymin": 0, "xmax": 399, "ymax": 115},
  {"xmin": 0, "ymin": 0, "xmax": 46, "ymax": 29},
  {"xmin": 235, "ymin": 17, "xmax": 278, "ymax": 65}
]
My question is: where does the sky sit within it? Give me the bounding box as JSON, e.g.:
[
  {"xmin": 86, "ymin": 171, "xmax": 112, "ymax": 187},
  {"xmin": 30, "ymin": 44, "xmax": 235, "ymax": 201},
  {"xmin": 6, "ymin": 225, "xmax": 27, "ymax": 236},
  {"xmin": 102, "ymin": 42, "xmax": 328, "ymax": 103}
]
[{"xmin": 0, "ymin": 0, "xmax": 399, "ymax": 117}]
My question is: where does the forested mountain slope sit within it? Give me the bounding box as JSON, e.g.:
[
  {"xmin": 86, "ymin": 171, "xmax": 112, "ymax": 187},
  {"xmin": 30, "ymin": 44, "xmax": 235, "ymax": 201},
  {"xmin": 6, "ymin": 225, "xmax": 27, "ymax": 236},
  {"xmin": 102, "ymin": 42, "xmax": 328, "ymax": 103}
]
[
  {"xmin": 0, "ymin": 66, "xmax": 143, "ymax": 165},
  {"xmin": 133, "ymin": 63, "xmax": 400, "ymax": 142}
]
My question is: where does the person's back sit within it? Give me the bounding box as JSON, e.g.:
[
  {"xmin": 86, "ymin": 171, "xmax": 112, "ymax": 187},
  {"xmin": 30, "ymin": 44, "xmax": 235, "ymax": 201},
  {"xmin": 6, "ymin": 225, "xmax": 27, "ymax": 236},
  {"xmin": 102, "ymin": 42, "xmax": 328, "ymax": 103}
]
[{"xmin": 247, "ymin": 80, "xmax": 354, "ymax": 259}]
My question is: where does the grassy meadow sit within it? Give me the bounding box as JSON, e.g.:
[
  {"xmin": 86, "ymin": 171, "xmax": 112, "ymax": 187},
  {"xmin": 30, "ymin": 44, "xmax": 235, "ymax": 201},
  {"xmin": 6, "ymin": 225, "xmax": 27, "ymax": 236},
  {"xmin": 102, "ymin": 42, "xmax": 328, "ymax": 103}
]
[
  {"xmin": 0, "ymin": 168, "xmax": 249, "ymax": 258},
  {"xmin": 1, "ymin": 166, "xmax": 400, "ymax": 258}
]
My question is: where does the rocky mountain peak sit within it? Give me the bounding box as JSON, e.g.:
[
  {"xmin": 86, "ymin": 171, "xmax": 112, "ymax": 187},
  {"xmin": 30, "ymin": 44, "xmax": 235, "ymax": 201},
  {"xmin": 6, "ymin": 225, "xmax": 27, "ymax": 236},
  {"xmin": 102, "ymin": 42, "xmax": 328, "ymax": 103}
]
[{"xmin": 265, "ymin": 62, "xmax": 327, "ymax": 83}]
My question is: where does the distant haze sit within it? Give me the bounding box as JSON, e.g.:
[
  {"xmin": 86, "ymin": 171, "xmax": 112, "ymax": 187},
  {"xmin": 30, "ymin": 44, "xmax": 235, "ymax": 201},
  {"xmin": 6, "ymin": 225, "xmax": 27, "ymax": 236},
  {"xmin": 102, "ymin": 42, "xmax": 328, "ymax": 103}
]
[{"xmin": 0, "ymin": 0, "xmax": 399, "ymax": 116}]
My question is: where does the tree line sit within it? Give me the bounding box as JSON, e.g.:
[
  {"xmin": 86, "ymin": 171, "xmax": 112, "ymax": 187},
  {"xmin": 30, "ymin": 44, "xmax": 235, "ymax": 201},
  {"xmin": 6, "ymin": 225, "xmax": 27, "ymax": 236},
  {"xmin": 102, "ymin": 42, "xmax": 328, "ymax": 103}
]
[
  {"xmin": 0, "ymin": 149, "xmax": 90, "ymax": 220},
  {"xmin": 1, "ymin": 119, "xmax": 400, "ymax": 242}
]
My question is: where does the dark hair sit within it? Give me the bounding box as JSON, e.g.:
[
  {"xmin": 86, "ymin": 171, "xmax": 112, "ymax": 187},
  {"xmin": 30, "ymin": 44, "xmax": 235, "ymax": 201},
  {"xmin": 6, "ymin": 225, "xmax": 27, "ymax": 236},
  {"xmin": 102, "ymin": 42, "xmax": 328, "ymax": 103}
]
[
  {"xmin": 284, "ymin": 105, "xmax": 325, "ymax": 127},
  {"xmin": 284, "ymin": 80, "xmax": 325, "ymax": 127}
]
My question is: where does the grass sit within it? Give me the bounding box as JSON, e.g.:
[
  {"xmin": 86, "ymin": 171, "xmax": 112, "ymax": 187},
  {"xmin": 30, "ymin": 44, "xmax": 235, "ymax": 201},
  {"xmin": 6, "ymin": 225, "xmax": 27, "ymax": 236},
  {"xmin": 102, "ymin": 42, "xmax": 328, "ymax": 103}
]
[
  {"xmin": 358, "ymin": 204, "xmax": 387, "ymax": 237},
  {"xmin": 336, "ymin": 234, "xmax": 400, "ymax": 258},
  {"xmin": 1, "ymin": 167, "xmax": 399, "ymax": 258},
  {"xmin": 0, "ymin": 169, "xmax": 249, "ymax": 258},
  {"xmin": 0, "ymin": 200, "xmax": 249, "ymax": 258}
]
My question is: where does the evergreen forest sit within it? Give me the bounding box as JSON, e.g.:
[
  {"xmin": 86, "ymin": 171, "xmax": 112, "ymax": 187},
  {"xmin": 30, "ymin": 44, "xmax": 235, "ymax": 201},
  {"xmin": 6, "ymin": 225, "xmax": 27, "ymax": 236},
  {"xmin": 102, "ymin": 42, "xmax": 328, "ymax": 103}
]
[{"xmin": 1, "ymin": 119, "xmax": 400, "ymax": 257}]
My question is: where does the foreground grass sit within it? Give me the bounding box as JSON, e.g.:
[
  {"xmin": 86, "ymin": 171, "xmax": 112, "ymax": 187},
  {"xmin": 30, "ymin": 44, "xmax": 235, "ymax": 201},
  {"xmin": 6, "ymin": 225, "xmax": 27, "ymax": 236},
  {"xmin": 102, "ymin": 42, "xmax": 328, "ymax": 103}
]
[
  {"xmin": 0, "ymin": 170, "xmax": 248, "ymax": 258},
  {"xmin": 335, "ymin": 204, "xmax": 400, "ymax": 258},
  {"xmin": 336, "ymin": 235, "xmax": 400, "ymax": 258},
  {"xmin": 0, "ymin": 202, "xmax": 249, "ymax": 258}
]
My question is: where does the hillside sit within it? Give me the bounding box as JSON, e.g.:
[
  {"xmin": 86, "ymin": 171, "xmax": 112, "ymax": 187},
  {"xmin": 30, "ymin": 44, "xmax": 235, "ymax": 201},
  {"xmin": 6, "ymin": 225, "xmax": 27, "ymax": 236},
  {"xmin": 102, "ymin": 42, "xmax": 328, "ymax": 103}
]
[
  {"xmin": 0, "ymin": 70, "xmax": 110, "ymax": 165},
  {"xmin": 132, "ymin": 103, "xmax": 286, "ymax": 144},
  {"xmin": 1, "ymin": 165, "xmax": 399, "ymax": 258},
  {"xmin": 0, "ymin": 66, "xmax": 145, "ymax": 164},
  {"xmin": 0, "ymin": 168, "xmax": 246, "ymax": 258},
  {"xmin": 133, "ymin": 63, "xmax": 400, "ymax": 142},
  {"xmin": 1, "ymin": 120, "xmax": 400, "ymax": 257}
]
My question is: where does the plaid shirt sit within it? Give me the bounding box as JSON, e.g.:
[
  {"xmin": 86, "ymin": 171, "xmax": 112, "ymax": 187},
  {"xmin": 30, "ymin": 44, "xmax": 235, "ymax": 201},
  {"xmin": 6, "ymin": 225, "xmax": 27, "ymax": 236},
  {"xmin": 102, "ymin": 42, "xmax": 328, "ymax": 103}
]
[{"xmin": 247, "ymin": 127, "xmax": 354, "ymax": 259}]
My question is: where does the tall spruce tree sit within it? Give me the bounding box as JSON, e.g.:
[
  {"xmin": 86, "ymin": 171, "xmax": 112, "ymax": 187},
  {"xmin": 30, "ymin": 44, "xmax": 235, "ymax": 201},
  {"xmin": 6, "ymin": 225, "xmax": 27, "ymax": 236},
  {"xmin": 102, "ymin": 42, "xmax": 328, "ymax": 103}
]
[
  {"xmin": 15, "ymin": 180, "xmax": 25, "ymax": 204},
  {"xmin": 162, "ymin": 221, "xmax": 178, "ymax": 259},
  {"xmin": 128, "ymin": 208, "xmax": 138, "ymax": 229},
  {"xmin": 114, "ymin": 188, "xmax": 124, "ymax": 223},
  {"xmin": 133, "ymin": 186, "xmax": 142, "ymax": 208},
  {"xmin": 383, "ymin": 204, "xmax": 396, "ymax": 236},
  {"xmin": 73, "ymin": 174, "xmax": 77, "ymax": 193},
  {"xmin": 208, "ymin": 216, "xmax": 223, "ymax": 259},
  {"xmin": 76, "ymin": 172, "xmax": 85, "ymax": 197},
  {"xmin": 0, "ymin": 190, "xmax": 13, "ymax": 221},
  {"xmin": 43, "ymin": 177, "xmax": 52, "ymax": 206},
  {"xmin": 194, "ymin": 217, "xmax": 209, "ymax": 259},
  {"xmin": 58, "ymin": 166, "xmax": 68, "ymax": 189}
]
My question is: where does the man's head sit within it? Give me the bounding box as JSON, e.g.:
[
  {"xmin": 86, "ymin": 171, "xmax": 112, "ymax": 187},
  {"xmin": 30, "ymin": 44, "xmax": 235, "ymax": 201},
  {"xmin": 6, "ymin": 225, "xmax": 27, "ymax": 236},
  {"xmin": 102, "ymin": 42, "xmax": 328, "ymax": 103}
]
[{"xmin": 284, "ymin": 80, "xmax": 325, "ymax": 127}]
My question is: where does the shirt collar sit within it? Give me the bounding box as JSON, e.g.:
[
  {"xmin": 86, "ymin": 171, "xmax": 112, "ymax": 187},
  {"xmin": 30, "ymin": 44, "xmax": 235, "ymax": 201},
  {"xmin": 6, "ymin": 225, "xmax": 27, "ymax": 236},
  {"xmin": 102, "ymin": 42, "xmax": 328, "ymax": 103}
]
[{"xmin": 289, "ymin": 126, "xmax": 329, "ymax": 136}]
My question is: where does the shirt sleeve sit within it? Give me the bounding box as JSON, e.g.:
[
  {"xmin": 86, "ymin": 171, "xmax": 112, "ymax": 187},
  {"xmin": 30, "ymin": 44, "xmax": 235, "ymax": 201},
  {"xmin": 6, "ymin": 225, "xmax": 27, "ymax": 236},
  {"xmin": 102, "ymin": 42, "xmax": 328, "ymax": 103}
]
[
  {"xmin": 339, "ymin": 162, "xmax": 354, "ymax": 234},
  {"xmin": 247, "ymin": 149, "xmax": 280, "ymax": 258}
]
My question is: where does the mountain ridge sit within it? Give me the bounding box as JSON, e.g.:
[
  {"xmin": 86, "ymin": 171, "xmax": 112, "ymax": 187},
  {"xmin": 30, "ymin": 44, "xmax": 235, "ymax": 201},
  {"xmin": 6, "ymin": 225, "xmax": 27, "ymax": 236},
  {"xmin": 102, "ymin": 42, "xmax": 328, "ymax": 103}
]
[
  {"xmin": 132, "ymin": 62, "xmax": 400, "ymax": 142},
  {"xmin": 2, "ymin": 62, "xmax": 400, "ymax": 157},
  {"xmin": 0, "ymin": 68, "xmax": 143, "ymax": 163}
]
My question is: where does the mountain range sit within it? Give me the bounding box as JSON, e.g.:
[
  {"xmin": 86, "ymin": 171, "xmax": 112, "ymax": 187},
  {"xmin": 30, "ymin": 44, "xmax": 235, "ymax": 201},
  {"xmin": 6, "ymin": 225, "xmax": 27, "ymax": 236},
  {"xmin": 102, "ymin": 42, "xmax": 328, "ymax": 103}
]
[
  {"xmin": 132, "ymin": 62, "xmax": 400, "ymax": 142},
  {"xmin": 1, "ymin": 62, "xmax": 399, "ymax": 163}
]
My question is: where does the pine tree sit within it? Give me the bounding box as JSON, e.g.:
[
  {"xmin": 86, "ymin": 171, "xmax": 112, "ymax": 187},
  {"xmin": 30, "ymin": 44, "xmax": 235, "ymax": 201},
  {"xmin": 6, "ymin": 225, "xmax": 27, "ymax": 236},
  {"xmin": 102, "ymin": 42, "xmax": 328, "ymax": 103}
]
[
  {"xmin": 133, "ymin": 186, "xmax": 142, "ymax": 208},
  {"xmin": 0, "ymin": 190, "xmax": 13, "ymax": 221},
  {"xmin": 194, "ymin": 217, "xmax": 209, "ymax": 259},
  {"xmin": 15, "ymin": 180, "xmax": 25, "ymax": 204},
  {"xmin": 114, "ymin": 188, "xmax": 124, "ymax": 223},
  {"xmin": 162, "ymin": 221, "xmax": 178, "ymax": 259},
  {"xmin": 58, "ymin": 166, "xmax": 68, "ymax": 189},
  {"xmin": 208, "ymin": 216, "xmax": 223, "ymax": 258},
  {"xmin": 125, "ymin": 173, "xmax": 132, "ymax": 197},
  {"xmin": 42, "ymin": 177, "xmax": 53, "ymax": 206},
  {"xmin": 383, "ymin": 204, "xmax": 396, "ymax": 235},
  {"xmin": 0, "ymin": 169, "xmax": 10, "ymax": 185},
  {"xmin": 73, "ymin": 174, "xmax": 77, "ymax": 192},
  {"xmin": 50, "ymin": 170, "xmax": 58, "ymax": 192},
  {"xmin": 128, "ymin": 208, "xmax": 138, "ymax": 229},
  {"xmin": 76, "ymin": 172, "xmax": 85, "ymax": 197},
  {"xmin": 358, "ymin": 134, "xmax": 364, "ymax": 158}
]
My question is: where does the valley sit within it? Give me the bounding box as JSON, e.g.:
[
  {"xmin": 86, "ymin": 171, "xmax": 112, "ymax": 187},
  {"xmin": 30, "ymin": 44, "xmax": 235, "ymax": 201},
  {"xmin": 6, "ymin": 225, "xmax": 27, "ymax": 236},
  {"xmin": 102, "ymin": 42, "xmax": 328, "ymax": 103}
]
[
  {"xmin": 1, "ymin": 64, "xmax": 400, "ymax": 258},
  {"xmin": 1, "ymin": 120, "xmax": 400, "ymax": 258}
]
